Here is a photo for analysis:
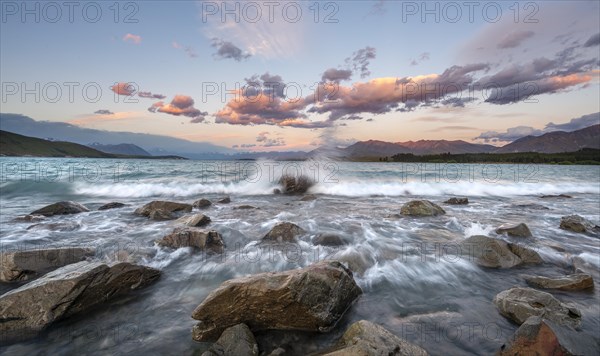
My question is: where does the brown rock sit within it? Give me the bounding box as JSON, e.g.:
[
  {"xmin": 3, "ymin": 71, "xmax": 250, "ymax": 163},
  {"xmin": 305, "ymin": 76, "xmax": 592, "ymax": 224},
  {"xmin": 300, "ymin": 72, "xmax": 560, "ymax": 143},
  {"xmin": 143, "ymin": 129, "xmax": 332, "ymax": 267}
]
[
  {"xmin": 176, "ymin": 213, "xmax": 211, "ymax": 227},
  {"xmin": 0, "ymin": 248, "xmax": 94, "ymax": 282},
  {"xmin": 461, "ymin": 235, "xmax": 521, "ymax": 268},
  {"xmin": 217, "ymin": 197, "xmax": 231, "ymax": 204},
  {"xmin": 148, "ymin": 209, "xmax": 175, "ymax": 221},
  {"xmin": 560, "ymin": 215, "xmax": 599, "ymax": 234},
  {"xmin": 444, "ymin": 197, "xmax": 468, "ymax": 205},
  {"xmin": 300, "ymin": 194, "xmax": 317, "ymax": 201},
  {"xmin": 30, "ymin": 201, "xmax": 89, "ymax": 217},
  {"xmin": 158, "ymin": 228, "xmax": 224, "ymax": 253},
  {"xmin": 400, "ymin": 200, "xmax": 445, "ymax": 216},
  {"xmin": 12, "ymin": 214, "xmax": 45, "ymax": 223},
  {"xmin": 523, "ymin": 274, "xmax": 594, "ymax": 291},
  {"xmin": 193, "ymin": 199, "xmax": 212, "ymax": 208},
  {"xmin": 134, "ymin": 200, "xmax": 192, "ymax": 218},
  {"xmin": 313, "ymin": 233, "xmax": 349, "ymax": 246},
  {"xmin": 262, "ymin": 222, "xmax": 305, "ymax": 243},
  {"xmin": 98, "ymin": 202, "xmax": 126, "ymax": 210},
  {"xmin": 200, "ymin": 323, "xmax": 258, "ymax": 356},
  {"xmin": 278, "ymin": 174, "xmax": 313, "ymax": 195},
  {"xmin": 496, "ymin": 223, "xmax": 532, "ymax": 237}
]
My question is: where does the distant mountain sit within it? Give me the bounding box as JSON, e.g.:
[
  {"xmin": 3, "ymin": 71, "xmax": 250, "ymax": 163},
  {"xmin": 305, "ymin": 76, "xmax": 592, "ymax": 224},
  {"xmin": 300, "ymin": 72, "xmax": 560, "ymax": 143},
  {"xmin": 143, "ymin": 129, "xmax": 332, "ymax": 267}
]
[
  {"xmin": 88, "ymin": 143, "xmax": 151, "ymax": 156},
  {"xmin": 0, "ymin": 113, "xmax": 232, "ymax": 159},
  {"xmin": 495, "ymin": 125, "xmax": 600, "ymax": 153},
  {"xmin": 0, "ymin": 130, "xmax": 185, "ymax": 159},
  {"xmin": 342, "ymin": 139, "xmax": 496, "ymax": 157}
]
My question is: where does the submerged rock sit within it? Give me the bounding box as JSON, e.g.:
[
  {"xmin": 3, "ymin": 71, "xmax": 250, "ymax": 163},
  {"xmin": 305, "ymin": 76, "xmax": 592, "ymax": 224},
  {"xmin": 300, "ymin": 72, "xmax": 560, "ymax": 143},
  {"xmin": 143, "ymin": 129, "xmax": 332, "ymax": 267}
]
[
  {"xmin": 158, "ymin": 228, "xmax": 224, "ymax": 253},
  {"xmin": 400, "ymin": 200, "xmax": 445, "ymax": 216},
  {"xmin": 98, "ymin": 202, "xmax": 126, "ymax": 210},
  {"xmin": 217, "ymin": 197, "xmax": 231, "ymax": 204},
  {"xmin": 191, "ymin": 260, "xmax": 362, "ymax": 341},
  {"xmin": 201, "ymin": 323, "xmax": 259, "ymax": 356},
  {"xmin": 30, "ymin": 201, "xmax": 89, "ymax": 217},
  {"xmin": 12, "ymin": 214, "xmax": 45, "ymax": 223},
  {"xmin": 540, "ymin": 194, "xmax": 572, "ymax": 199},
  {"xmin": 461, "ymin": 235, "xmax": 542, "ymax": 268},
  {"xmin": 523, "ymin": 274, "xmax": 594, "ymax": 291},
  {"xmin": 262, "ymin": 222, "xmax": 305, "ymax": 243},
  {"xmin": 176, "ymin": 213, "xmax": 211, "ymax": 227},
  {"xmin": 313, "ymin": 233, "xmax": 349, "ymax": 246},
  {"xmin": 495, "ymin": 223, "xmax": 532, "ymax": 238},
  {"xmin": 278, "ymin": 174, "xmax": 313, "ymax": 195},
  {"xmin": 499, "ymin": 316, "xmax": 598, "ymax": 356},
  {"xmin": 134, "ymin": 200, "xmax": 192, "ymax": 218},
  {"xmin": 0, "ymin": 248, "xmax": 94, "ymax": 282},
  {"xmin": 300, "ymin": 194, "xmax": 317, "ymax": 201},
  {"xmin": 0, "ymin": 261, "xmax": 160, "ymax": 341},
  {"xmin": 444, "ymin": 197, "xmax": 468, "ymax": 205},
  {"xmin": 26, "ymin": 222, "xmax": 81, "ymax": 231},
  {"xmin": 323, "ymin": 320, "xmax": 428, "ymax": 356},
  {"xmin": 493, "ymin": 287, "xmax": 581, "ymax": 328},
  {"xmin": 234, "ymin": 205, "xmax": 257, "ymax": 210},
  {"xmin": 560, "ymin": 215, "xmax": 599, "ymax": 234},
  {"xmin": 193, "ymin": 199, "xmax": 212, "ymax": 208}
]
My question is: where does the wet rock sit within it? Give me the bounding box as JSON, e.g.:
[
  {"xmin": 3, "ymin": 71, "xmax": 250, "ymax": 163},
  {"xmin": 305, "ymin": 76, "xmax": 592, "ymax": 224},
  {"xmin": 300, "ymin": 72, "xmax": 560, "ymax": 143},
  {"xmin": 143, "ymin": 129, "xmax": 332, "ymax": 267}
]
[
  {"xmin": 200, "ymin": 324, "xmax": 258, "ymax": 356},
  {"xmin": 336, "ymin": 251, "xmax": 376, "ymax": 276},
  {"xmin": 300, "ymin": 194, "xmax": 317, "ymax": 202},
  {"xmin": 134, "ymin": 200, "xmax": 192, "ymax": 218},
  {"xmin": 461, "ymin": 236, "xmax": 521, "ymax": 268},
  {"xmin": 495, "ymin": 223, "xmax": 532, "ymax": 238},
  {"xmin": 0, "ymin": 248, "xmax": 94, "ymax": 282},
  {"xmin": 193, "ymin": 199, "xmax": 212, "ymax": 208},
  {"xmin": 30, "ymin": 201, "xmax": 89, "ymax": 217},
  {"xmin": 191, "ymin": 260, "xmax": 362, "ymax": 341},
  {"xmin": 98, "ymin": 202, "xmax": 126, "ymax": 210},
  {"xmin": 234, "ymin": 205, "xmax": 257, "ymax": 210},
  {"xmin": 0, "ymin": 261, "xmax": 160, "ymax": 341},
  {"xmin": 515, "ymin": 203, "xmax": 549, "ymax": 210},
  {"xmin": 400, "ymin": 200, "xmax": 445, "ymax": 216},
  {"xmin": 540, "ymin": 194, "xmax": 572, "ymax": 199},
  {"xmin": 176, "ymin": 213, "xmax": 211, "ymax": 227},
  {"xmin": 158, "ymin": 228, "xmax": 224, "ymax": 253},
  {"xmin": 278, "ymin": 174, "xmax": 313, "ymax": 195},
  {"xmin": 499, "ymin": 316, "xmax": 598, "ymax": 356},
  {"xmin": 493, "ymin": 287, "xmax": 582, "ymax": 328},
  {"xmin": 148, "ymin": 209, "xmax": 175, "ymax": 221},
  {"xmin": 267, "ymin": 348, "xmax": 286, "ymax": 356},
  {"xmin": 323, "ymin": 320, "xmax": 428, "ymax": 356},
  {"xmin": 12, "ymin": 214, "xmax": 45, "ymax": 223},
  {"xmin": 560, "ymin": 215, "xmax": 600, "ymax": 234},
  {"xmin": 508, "ymin": 243, "xmax": 543, "ymax": 264},
  {"xmin": 217, "ymin": 197, "xmax": 231, "ymax": 204},
  {"xmin": 262, "ymin": 222, "xmax": 305, "ymax": 243},
  {"xmin": 26, "ymin": 222, "xmax": 81, "ymax": 231},
  {"xmin": 313, "ymin": 233, "xmax": 349, "ymax": 247},
  {"xmin": 273, "ymin": 189, "xmax": 281, "ymax": 194},
  {"xmin": 523, "ymin": 274, "xmax": 594, "ymax": 291},
  {"xmin": 444, "ymin": 197, "xmax": 468, "ymax": 205}
]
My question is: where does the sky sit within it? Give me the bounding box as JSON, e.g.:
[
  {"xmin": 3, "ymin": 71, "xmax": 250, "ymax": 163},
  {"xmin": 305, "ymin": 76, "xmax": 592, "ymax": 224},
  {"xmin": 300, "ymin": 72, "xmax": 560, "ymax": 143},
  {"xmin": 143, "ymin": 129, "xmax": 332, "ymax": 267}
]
[{"xmin": 1, "ymin": 0, "xmax": 599, "ymax": 151}]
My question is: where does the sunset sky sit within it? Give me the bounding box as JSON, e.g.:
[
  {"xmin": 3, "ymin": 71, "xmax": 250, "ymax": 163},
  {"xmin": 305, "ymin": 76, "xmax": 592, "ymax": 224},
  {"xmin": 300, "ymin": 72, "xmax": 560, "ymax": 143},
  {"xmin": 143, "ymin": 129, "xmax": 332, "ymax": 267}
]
[{"xmin": 1, "ymin": 1, "xmax": 599, "ymax": 151}]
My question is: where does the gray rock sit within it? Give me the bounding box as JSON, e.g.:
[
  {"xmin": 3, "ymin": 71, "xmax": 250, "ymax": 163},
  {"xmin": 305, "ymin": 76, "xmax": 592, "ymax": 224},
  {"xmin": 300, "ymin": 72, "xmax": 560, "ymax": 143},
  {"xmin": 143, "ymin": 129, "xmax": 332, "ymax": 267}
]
[
  {"xmin": 523, "ymin": 274, "xmax": 594, "ymax": 291},
  {"xmin": 98, "ymin": 202, "xmax": 126, "ymax": 210},
  {"xmin": 191, "ymin": 260, "xmax": 362, "ymax": 341},
  {"xmin": 201, "ymin": 324, "xmax": 258, "ymax": 356},
  {"xmin": 540, "ymin": 194, "xmax": 572, "ymax": 199},
  {"xmin": 278, "ymin": 174, "xmax": 313, "ymax": 194},
  {"xmin": 0, "ymin": 261, "xmax": 160, "ymax": 341},
  {"xmin": 444, "ymin": 197, "xmax": 468, "ymax": 205},
  {"xmin": 234, "ymin": 205, "xmax": 257, "ymax": 210},
  {"xmin": 12, "ymin": 214, "xmax": 45, "ymax": 223},
  {"xmin": 496, "ymin": 223, "xmax": 532, "ymax": 238},
  {"xmin": 193, "ymin": 199, "xmax": 212, "ymax": 208},
  {"xmin": 507, "ymin": 243, "xmax": 543, "ymax": 264},
  {"xmin": 323, "ymin": 320, "xmax": 428, "ymax": 356},
  {"xmin": 158, "ymin": 228, "xmax": 224, "ymax": 253},
  {"xmin": 0, "ymin": 248, "xmax": 94, "ymax": 282},
  {"xmin": 461, "ymin": 235, "xmax": 521, "ymax": 268},
  {"xmin": 176, "ymin": 214, "xmax": 211, "ymax": 227},
  {"xmin": 262, "ymin": 222, "xmax": 305, "ymax": 243},
  {"xmin": 400, "ymin": 200, "xmax": 445, "ymax": 216},
  {"xmin": 26, "ymin": 222, "xmax": 81, "ymax": 231},
  {"xmin": 134, "ymin": 200, "xmax": 192, "ymax": 218},
  {"xmin": 493, "ymin": 287, "xmax": 582, "ymax": 328},
  {"xmin": 313, "ymin": 233, "xmax": 349, "ymax": 246},
  {"xmin": 273, "ymin": 189, "xmax": 281, "ymax": 194},
  {"xmin": 30, "ymin": 201, "xmax": 89, "ymax": 217},
  {"xmin": 560, "ymin": 215, "xmax": 599, "ymax": 234},
  {"xmin": 217, "ymin": 197, "xmax": 231, "ymax": 204}
]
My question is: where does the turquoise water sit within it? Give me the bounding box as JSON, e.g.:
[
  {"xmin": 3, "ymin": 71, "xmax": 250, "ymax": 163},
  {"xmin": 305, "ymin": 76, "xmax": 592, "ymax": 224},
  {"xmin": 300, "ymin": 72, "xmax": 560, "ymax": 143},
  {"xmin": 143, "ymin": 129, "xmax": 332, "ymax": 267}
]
[{"xmin": 1, "ymin": 157, "xmax": 599, "ymax": 355}]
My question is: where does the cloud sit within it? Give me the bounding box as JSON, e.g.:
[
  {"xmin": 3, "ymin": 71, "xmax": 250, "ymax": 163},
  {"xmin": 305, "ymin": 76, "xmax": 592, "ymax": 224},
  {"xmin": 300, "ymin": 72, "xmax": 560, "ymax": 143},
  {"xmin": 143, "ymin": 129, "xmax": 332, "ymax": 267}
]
[
  {"xmin": 256, "ymin": 131, "xmax": 269, "ymax": 142},
  {"xmin": 172, "ymin": 41, "xmax": 198, "ymax": 58},
  {"xmin": 410, "ymin": 52, "xmax": 430, "ymax": 66},
  {"xmin": 430, "ymin": 125, "xmax": 476, "ymax": 132},
  {"xmin": 321, "ymin": 68, "xmax": 353, "ymax": 83},
  {"xmin": 345, "ymin": 46, "xmax": 376, "ymax": 78},
  {"xmin": 138, "ymin": 91, "xmax": 166, "ymax": 100},
  {"xmin": 148, "ymin": 95, "xmax": 208, "ymax": 123},
  {"xmin": 476, "ymin": 126, "xmax": 544, "ymax": 143},
  {"xmin": 122, "ymin": 33, "xmax": 141, "ymax": 45},
  {"xmin": 440, "ymin": 97, "xmax": 476, "ymax": 107},
  {"xmin": 110, "ymin": 82, "xmax": 136, "ymax": 96},
  {"xmin": 94, "ymin": 109, "xmax": 114, "ymax": 115},
  {"xmin": 584, "ymin": 33, "xmax": 600, "ymax": 47},
  {"xmin": 211, "ymin": 38, "xmax": 251, "ymax": 61},
  {"xmin": 545, "ymin": 112, "xmax": 600, "ymax": 131},
  {"xmin": 240, "ymin": 143, "xmax": 256, "ymax": 148},
  {"xmin": 497, "ymin": 30, "xmax": 535, "ymax": 49}
]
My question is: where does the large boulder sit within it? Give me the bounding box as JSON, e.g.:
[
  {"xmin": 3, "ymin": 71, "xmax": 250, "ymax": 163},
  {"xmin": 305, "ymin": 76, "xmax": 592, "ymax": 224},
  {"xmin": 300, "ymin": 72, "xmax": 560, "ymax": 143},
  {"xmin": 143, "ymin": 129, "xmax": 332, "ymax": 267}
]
[
  {"xmin": 0, "ymin": 248, "xmax": 94, "ymax": 282},
  {"xmin": 191, "ymin": 260, "xmax": 362, "ymax": 341},
  {"xmin": 499, "ymin": 316, "xmax": 599, "ymax": 356},
  {"xmin": 30, "ymin": 201, "xmax": 89, "ymax": 216},
  {"xmin": 400, "ymin": 200, "xmax": 445, "ymax": 216},
  {"xmin": 201, "ymin": 323, "xmax": 259, "ymax": 356},
  {"xmin": 176, "ymin": 214, "xmax": 211, "ymax": 227},
  {"xmin": 98, "ymin": 202, "xmax": 126, "ymax": 210},
  {"xmin": 262, "ymin": 222, "xmax": 305, "ymax": 243},
  {"xmin": 278, "ymin": 174, "xmax": 313, "ymax": 195},
  {"xmin": 323, "ymin": 320, "xmax": 428, "ymax": 356},
  {"xmin": 193, "ymin": 199, "xmax": 212, "ymax": 208},
  {"xmin": 523, "ymin": 274, "xmax": 594, "ymax": 291},
  {"xmin": 134, "ymin": 201, "xmax": 192, "ymax": 218},
  {"xmin": 495, "ymin": 223, "xmax": 532, "ymax": 238},
  {"xmin": 461, "ymin": 235, "xmax": 542, "ymax": 268},
  {"xmin": 158, "ymin": 228, "xmax": 224, "ymax": 253},
  {"xmin": 493, "ymin": 287, "xmax": 582, "ymax": 328},
  {"xmin": 560, "ymin": 215, "xmax": 599, "ymax": 234},
  {"xmin": 444, "ymin": 197, "xmax": 468, "ymax": 205},
  {"xmin": 0, "ymin": 261, "xmax": 160, "ymax": 341}
]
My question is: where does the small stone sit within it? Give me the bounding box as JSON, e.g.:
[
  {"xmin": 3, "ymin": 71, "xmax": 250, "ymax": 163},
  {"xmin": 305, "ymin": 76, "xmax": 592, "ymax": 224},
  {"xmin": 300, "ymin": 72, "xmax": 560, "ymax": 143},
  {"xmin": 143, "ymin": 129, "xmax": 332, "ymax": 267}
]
[
  {"xmin": 444, "ymin": 197, "xmax": 468, "ymax": 205},
  {"xmin": 193, "ymin": 199, "xmax": 212, "ymax": 208},
  {"xmin": 496, "ymin": 223, "xmax": 532, "ymax": 237},
  {"xmin": 98, "ymin": 202, "xmax": 126, "ymax": 210}
]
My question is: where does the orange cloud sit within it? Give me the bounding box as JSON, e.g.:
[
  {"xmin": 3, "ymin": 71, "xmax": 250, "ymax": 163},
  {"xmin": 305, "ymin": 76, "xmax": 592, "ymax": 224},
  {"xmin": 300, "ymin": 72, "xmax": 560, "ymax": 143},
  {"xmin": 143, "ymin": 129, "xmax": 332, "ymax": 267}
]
[{"xmin": 123, "ymin": 33, "xmax": 141, "ymax": 45}]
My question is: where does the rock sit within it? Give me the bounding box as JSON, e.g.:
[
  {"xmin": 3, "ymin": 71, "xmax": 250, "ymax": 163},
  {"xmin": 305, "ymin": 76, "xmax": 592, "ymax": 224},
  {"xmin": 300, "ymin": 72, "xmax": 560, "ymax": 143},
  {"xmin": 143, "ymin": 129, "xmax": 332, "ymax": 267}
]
[
  {"xmin": 134, "ymin": 200, "xmax": 192, "ymax": 218},
  {"xmin": 493, "ymin": 287, "xmax": 582, "ymax": 328},
  {"xmin": 0, "ymin": 262, "xmax": 160, "ymax": 341},
  {"xmin": 262, "ymin": 222, "xmax": 305, "ymax": 243},
  {"xmin": 217, "ymin": 197, "xmax": 231, "ymax": 204},
  {"xmin": 191, "ymin": 260, "xmax": 362, "ymax": 341},
  {"xmin": 313, "ymin": 233, "xmax": 349, "ymax": 246},
  {"xmin": 267, "ymin": 348, "xmax": 286, "ymax": 356},
  {"xmin": 158, "ymin": 228, "xmax": 224, "ymax": 253},
  {"xmin": 273, "ymin": 189, "xmax": 281, "ymax": 194},
  {"xmin": 176, "ymin": 213, "xmax": 211, "ymax": 227},
  {"xmin": 323, "ymin": 320, "xmax": 428, "ymax": 356},
  {"xmin": 30, "ymin": 201, "xmax": 89, "ymax": 217},
  {"xmin": 560, "ymin": 215, "xmax": 599, "ymax": 234},
  {"xmin": 12, "ymin": 214, "xmax": 45, "ymax": 223},
  {"xmin": 0, "ymin": 248, "xmax": 94, "ymax": 282},
  {"xmin": 193, "ymin": 199, "xmax": 212, "ymax": 208},
  {"xmin": 515, "ymin": 203, "xmax": 549, "ymax": 210},
  {"xmin": 461, "ymin": 235, "xmax": 521, "ymax": 268},
  {"xmin": 200, "ymin": 324, "xmax": 258, "ymax": 356},
  {"xmin": 523, "ymin": 274, "xmax": 594, "ymax": 291},
  {"xmin": 148, "ymin": 209, "xmax": 175, "ymax": 221},
  {"xmin": 400, "ymin": 200, "xmax": 445, "ymax": 216},
  {"xmin": 499, "ymin": 316, "xmax": 599, "ymax": 356},
  {"xmin": 444, "ymin": 197, "xmax": 468, "ymax": 205},
  {"xmin": 98, "ymin": 202, "xmax": 126, "ymax": 210},
  {"xmin": 300, "ymin": 194, "xmax": 317, "ymax": 201},
  {"xmin": 541, "ymin": 194, "xmax": 572, "ymax": 199},
  {"xmin": 508, "ymin": 243, "xmax": 543, "ymax": 264},
  {"xmin": 495, "ymin": 223, "xmax": 532, "ymax": 238},
  {"xmin": 26, "ymin": 222, "xmax": 81, "ymax": 231},
  {"xmin": 278, "ymin": 174, "xmax": 313, "ymax": 194},
  {"xmin": 234, "ymin": 205, "xmax": 257, "ymax": 210}
]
